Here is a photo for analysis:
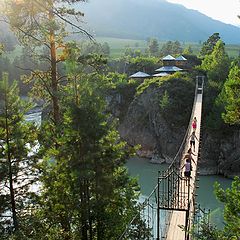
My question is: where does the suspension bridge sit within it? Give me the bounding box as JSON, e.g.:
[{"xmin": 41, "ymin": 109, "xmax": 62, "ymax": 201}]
[{"xmin": 119, "ymin": 76, "xmax": 205, "ymax": 240}]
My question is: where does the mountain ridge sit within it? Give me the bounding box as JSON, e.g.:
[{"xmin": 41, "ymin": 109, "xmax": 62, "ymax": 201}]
[{"xmin": 81, "ymin": 0, "xmax": 240, "ymax": 43}]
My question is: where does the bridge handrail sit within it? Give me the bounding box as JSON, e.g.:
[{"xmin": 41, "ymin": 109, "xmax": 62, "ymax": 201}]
[
  {"xmin": 168, "ymin": 78, "xmax": 199, "ymax": 171},
  {"xmin": 159, "ymin": 76, "xmax": 204, "ymax": 239},
  {"xmin": 118, "ymin": 184, "xmax": 158, "ymax": 240},
  {"xmin": 119, "ymin": 76, "xmax": 204, "ymax": 239}
]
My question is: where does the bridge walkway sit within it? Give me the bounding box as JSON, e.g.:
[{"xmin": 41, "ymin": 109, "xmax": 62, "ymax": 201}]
[
  {"xmin": 166, "ymin": 84, "xmax": 203, "ymax": 240},
  {"xmin": 118, "ymin": 77, "xmax": 204, "ymax": 240}
]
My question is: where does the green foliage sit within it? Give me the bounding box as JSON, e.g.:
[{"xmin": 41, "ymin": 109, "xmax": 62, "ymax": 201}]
[
  {"xmin": 77, "ymin": 53, "xmax": 108, "ymax": 72},
  {"xmin": 32, "ymin": 77, "xmax": 141, "ymax": 239},
  {"xmin": 0, "ymin": 73, "xmax": 38, "ymax": 236},
  {"xmin": 136, "ymin": 72, "xmax": 195, "ymax": 126},
  {"xmin": 128, "ymin": 56, "xmax": 159, "ymax": 74},
  {"xmin": 8, "ymin": 61, "xmax": 143, "ymax": 239},
  {"xmin": 191, "ymin": 218, "xmax": 223, "ymax": 240},
  {"xmin": 203, "ymin": 77, "xmax": 229, "ymax": 131},
  {"xmin": 158, "ymin": 73, "xmax": 194, "ymax": 126},
  {"xmin": 0, "ymin": 43, "xmax": 4, "ymax": 55},
  {"xmin": 123, "ymin": 46, "xmax": 143, "ymax": 58},
  {"xmin": 110, "ymin": 74, "xmax": 139, "ymax": 121},
  {"xmin": 78, "ymin": 41, "xmax": 111, "ymax": 57},
  {"xmin": 136, "ymin": 77, "xmax": 161, "ymax": 96},
  {"xmin": 101, "ymin": 42, "xmax": 111, "ymax": 56},
  {"xmin": 191, "ymin": 177, "xmax": 240, "ymax": 240},
  {"xmin": 183, "ymin": 54, "xmax": 202, "ymax": 69},
  {"xmin": 6, "ymin": 0, "xmax": 92, "ymax": 125},
  {"xmin": 214, "ymin": 177, "xmax": 240, "ymax": 238},
  {"xmin": 222, "ymin": 62, "xmax": 240, "ymax": 125},
  {"xmin": 159, "ymin": 40, "xmax": 183, "ymax": 56},
  {"xmin": 159, "ymin": 90, "xmax": 169, "ymax": 110},
  {"xmin": 200, "ymin": 40, "xmax": 229, "ymax": 130},
  {"xmin": 200, "ymin": 33, "xmax": 221, "ymax": 56},
  {"xmin": 147, "ymin": 38, "xmax": 159, "ymax": 57},
  {"xmin": 111, "ymin": 54, "xmax": 159, "ymax": 76},
  {"xmin": 201, "ymin": 40, "xmax": 230, "ymax": 83},
  {"xmin": 183, "ymin": 45, "xmax": 193, "ymax": 55},
  {"xmin": 105, "ymin": 72, "xmax": 128, "ymax": 87}
]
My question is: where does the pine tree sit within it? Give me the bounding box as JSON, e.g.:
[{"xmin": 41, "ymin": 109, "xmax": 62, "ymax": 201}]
[
  {"xmin": 28, "ymin": 73, "xmax": 142, "ymax": 240},
  {"xmin": 201, "ymin": 40, "xmax": 230, "ymax": 83},
  {"xmin": 214, "ymin": 177, "xmax": 240, "ymax": 238},
  {"xmin": 192, "ymin": 177, "xmax": 240, "ymax": 239},
  {"xmin": 222, "ymin": 61, "xmax": 240, "ymax": 125},
  {"xmin": 4, "ymin": 0, "xmax": 92, "ymax": 125},
  {"xmin": 183, "ymin": 45, "xmax": 193, "ymax": 55},
  {"xmin": 148, "ymin": 38, "xmax": 159, "ymax": 56},
  {"xmin": 200, "ymin": 33, "xmax": 221, "ymax": 57},
  {"xmin": 0, "ymin": 73, "xmax": 38, "ymax": 236}
]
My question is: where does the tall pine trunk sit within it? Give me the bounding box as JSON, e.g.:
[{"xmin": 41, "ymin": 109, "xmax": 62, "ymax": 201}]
[
  {"xmin": 4, "ymin": 82, "xmax": 18, "ymax": 231},
  {"xmin": 49, "ymin": 7, "xmax": 60, "ymax": 125}
]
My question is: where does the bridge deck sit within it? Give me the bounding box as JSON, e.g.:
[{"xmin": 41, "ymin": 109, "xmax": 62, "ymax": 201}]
[{"xmin": 166, "ymin": 91, "xmax": 203, "ymax": 240}]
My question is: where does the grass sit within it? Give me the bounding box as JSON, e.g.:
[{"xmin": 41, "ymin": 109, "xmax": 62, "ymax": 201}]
[
  {"xmin": 96, "ymin": 37, "xmax": 240, "ymax": 59},
  {"xmin": 225, "ymin": 44, "xmax": 240, "ymax": 58},
  {"xmin": 3, "ymin": 37, "xmax": 240, "ymax": 60},
  {"xmin": 96, "ymin": 37, "xmax": 147, "ymax": 58}
]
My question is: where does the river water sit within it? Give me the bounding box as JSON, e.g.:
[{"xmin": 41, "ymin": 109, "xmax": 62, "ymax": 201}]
[
  {"xmin": 26, "ymin": 111, "xmax": 232, "ymax": 226},
  {"xmin": 126, "ymin": 157, "xmax": 232, "ymax": 227}
]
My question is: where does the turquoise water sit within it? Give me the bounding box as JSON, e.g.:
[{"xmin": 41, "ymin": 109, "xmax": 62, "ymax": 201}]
[
  {"xmin": 126, "ymin": 157, "xmax": 232, "ymax": 227},
  {"xmin": 27, "ymin": 112, "xmax": 232, "ymax": 227}
]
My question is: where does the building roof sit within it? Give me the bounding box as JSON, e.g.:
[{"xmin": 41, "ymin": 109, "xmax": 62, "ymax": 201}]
[
  {"xmin": 152, "ymin": 72, "xmax": 170, "ymax": 77},
  {"xmin": 162, "ymin": 54, "xmax": 175, "ymax": 61},
  {"xmin": 175, "ymin": 55, "xmax": 187, "ymax": 61},
  {"xmin": 129, "ymin": 71, "xmax": 150, "ymax": 78},
  {"xmin": 155, "ymin": 66, "xmax": 183, "ymax": 72}
]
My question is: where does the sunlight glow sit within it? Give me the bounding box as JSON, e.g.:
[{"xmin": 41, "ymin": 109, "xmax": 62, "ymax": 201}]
[{"xmin": 167, "ymin": 0, "xmax": 240, "ymax": 26}]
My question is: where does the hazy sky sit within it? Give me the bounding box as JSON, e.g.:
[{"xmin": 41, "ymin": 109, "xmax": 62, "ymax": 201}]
[{"xmin": 167, "ymin": 0, "xmax": 240, "ymax": 26}]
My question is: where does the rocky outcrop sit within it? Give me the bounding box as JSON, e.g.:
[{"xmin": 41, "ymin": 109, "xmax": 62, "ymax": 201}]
[
  {"xmin": 200, "ymin": 130, "xmax": 240, "ymax": 177},
  {"xmin": 110, "ymin": 78, "xmax": 240, "ymax": 177},
  {"xmin": 118, "ymin": 84, "xmax": 187, "ymax": 164}
]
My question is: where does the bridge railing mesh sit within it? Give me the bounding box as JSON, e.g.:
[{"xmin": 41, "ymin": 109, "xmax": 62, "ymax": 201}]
[
  {"xmin": 119, "ymin": 77, "xmax": 204, "ymax": 240},
  {"xmin": 161, "ymin": 78, "xmax": 201, "ymax": 238}
]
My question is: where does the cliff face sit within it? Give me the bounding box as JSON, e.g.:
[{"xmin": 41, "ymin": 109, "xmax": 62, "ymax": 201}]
[
  {"xmin": 118, "ymin": 84, "xmax": 185, "ymax": 163},
  {"xmin": 111, "ymin": 76, "xmax": 240, "ymax": 177},
  {"xmin": 200, "ymin": 131, "xmax": 240, "ymax": 177},
  {"xmin": 110, "ymin": 74, "xmax": 194, "ymax": 163}
]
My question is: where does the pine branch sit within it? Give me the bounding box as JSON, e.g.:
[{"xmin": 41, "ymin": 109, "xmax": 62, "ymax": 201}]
[
  {"xmin": 0, "ymin": 17, "xmax": 50, "ymax": 49},
  {"xmin": 34, "ymin": 0, "xmax": 94, "ymax": 40}
]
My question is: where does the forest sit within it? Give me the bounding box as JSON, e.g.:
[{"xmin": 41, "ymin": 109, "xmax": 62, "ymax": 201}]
[{"xmin": 0, "ymin": 1, "xmax": 240, "ymax": 240}]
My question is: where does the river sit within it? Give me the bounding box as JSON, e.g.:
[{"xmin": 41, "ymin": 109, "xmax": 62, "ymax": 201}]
[
  {"xmin": 26, "ymin": 111, "xmax": 232, "ymax": 227},
  {"xmin": 126, "ymin": 156, "xmax": 232, "ymax": 227}
]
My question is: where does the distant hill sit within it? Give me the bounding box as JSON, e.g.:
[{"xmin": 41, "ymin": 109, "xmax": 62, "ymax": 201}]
[{"xmin": 81, "ymin": 0, "xmax": 240, "ymax": 44}]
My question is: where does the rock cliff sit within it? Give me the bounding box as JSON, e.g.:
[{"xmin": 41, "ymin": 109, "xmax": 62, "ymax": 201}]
[
  {"xmin": 200, "ymin": 130, "xmax": 240, "ymax": 177},
  {"xmin": 111, "ymin": 74, "xmax": 240, "ymax": 177},
  {"xmin": 111, "ymin": 74, "xmax": 194, "ymax": 163},
  {"xmin": 118, "ymin": 84, "xmax": 185, "ymax": 163}
]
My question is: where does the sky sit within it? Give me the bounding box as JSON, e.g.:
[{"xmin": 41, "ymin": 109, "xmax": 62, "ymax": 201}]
[{"xmin": 167, "ymin": 0, "xmax": 240, "ymax": 26}]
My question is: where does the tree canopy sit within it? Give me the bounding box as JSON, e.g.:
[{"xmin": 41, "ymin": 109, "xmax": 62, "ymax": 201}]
[
  {"xmin": 222, "ymin": 60, "xmax": 240, "ymax": 125},
  {"xmin": 200, "ymin": 32, "xmax": 221, "ymax": 56},
  {"xmin": 201, "ymin": 40, "xmax": 230, "ymax": 83}
]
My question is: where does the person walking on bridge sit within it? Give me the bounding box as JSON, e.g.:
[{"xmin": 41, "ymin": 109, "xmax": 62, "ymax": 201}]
[
  {"xmin": 192, "ymin": 117, "xmax": 197, "ymax": 132},
  {"xmin": 183, "ymin": 158, "xmax": 191, "ymax": 178},
  {"xmin": 184, "ymin": 148, "xmax": 196, "ymax": 171},
  {"xmin": 189, "ymin": 131, "xmax": 198, "ymax": 152}
]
